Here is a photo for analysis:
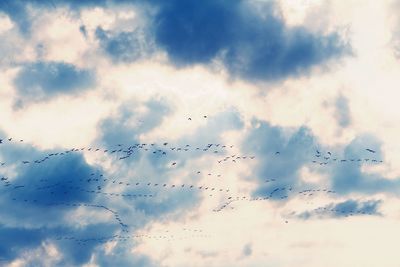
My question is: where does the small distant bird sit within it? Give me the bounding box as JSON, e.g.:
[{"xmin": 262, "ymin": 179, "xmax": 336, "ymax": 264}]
[
  {"xmin": 188, "ymin": 118, "xmax": 192, "ymax": 120},
  {"xmin": 366, "ymin": 149, "xmax": 376, "ymax": 153},
  {"xmin": 203, "ymin": 115, "xmax": 207, "ymax": 118}
]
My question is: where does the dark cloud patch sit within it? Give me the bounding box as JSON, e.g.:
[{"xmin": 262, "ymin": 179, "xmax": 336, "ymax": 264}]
[
  {"xmin": 79, "ymin": 25, "xmax": 88, "ymax": 38},
  {"xmin": 242, "ymin": 243, "xmax": 252, "ymax": 257},
  {"xmin": 153, "ymin": 0, "xmax": 237, "ymax": 65},
  {"xmin": 335, "ymin": 95, "xmax": 352, "ymax": 128},
  {"xmin": 0, "ymin": 1, "xmax": 32, "ymax": 34},
  {"xmin": 0, "ymin": 0, "xmax": 108, "ymax": 34},
  {"xmin": 298, "ymin": 199, "xmax": 382, "ymax": 219},
  {"xmin": 3, "ymin": 0, "xmax": 348, "ymax": 81},
  {"xmin": 244, "ymin": 123, "xmax": 400, "ymax": 199},
  {"xmin": 0, "ymin": 223, "xmax": 119, "ymax": 265},
  {"xmin": 96, "ymin": 26, "xmax": 151, "ymax": 63},
  {"xmin": 54, "ymin": 223, "xmax": 118, "ymax": 266},
  {"xmin": 0, "ymin": 140, "xmax": 122, "ymax": 265},
  {"xmin": 0, "ymin": 225, "xmax": 44, "ymax": 262},
  {"xmin": 330, "ymin": 135, "xmax": 400, "ymax": 195},
  {"xmin": 94, "ymin": 248, "xmax": 157, "ymax": 267},
  {"xmin": 153, "ymin": 0, "xmax": 349, "ymax": 81},
  {"xmin": 0, "ymin": 142, "xmax": 102, "ymax": 228},
  {"xmin": 332, "ymin": 199, "xmax": 381, "ymax": 216},
  {"xmin": 0, "ymin": 139, "xmax": 156, "ymax": 265},
  {"xmin": 13, "ymin": 61, "xmax": 95, "ymax": 105},
  {"xmin": 11, "ymin": 153, "xmax": 96, "ymax": 203},
  {"xmin": 243, "ymin": 121, "xmax": 318, "ymax": 199}
]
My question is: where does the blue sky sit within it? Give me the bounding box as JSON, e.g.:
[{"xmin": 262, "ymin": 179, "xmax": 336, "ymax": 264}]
[{"xmin": 1, "ymin": 0, "xmax": 400, "ymax": 266}]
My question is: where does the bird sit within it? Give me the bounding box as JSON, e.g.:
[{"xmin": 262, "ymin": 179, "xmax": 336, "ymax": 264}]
[{"xmin": 366, "ymin": 148, "xmax": 376, "ymax": 153}]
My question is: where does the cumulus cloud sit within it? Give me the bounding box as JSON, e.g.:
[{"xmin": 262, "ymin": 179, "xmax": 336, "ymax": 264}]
[
  {"xmin": 13, "ymin": 61, "xmax": 95, "ymax": 106},
  {"xmin": 95, "ymin": 26, "xmax": 152, "ymax": 63},
  {"xmin": 242, "ymin": 121, "xmax": 319, "ymax": 199},
  {"xmin": 152, "ymin": 0, "xmax": 349, "ymax": 81},
  {"xmin": 2, "ymin": 0, "xmax": 349, "ymax": 81},
  {"xmin": 242, "ymin": 121, "xmax": 400, "ymax": 201},
  {"xmin": 298, "ymin": 199, "xmax": 382, "ymax": 219},
  {"xmin": 0, "ymin": 143, "xmax": 114, "ymax": 265}
]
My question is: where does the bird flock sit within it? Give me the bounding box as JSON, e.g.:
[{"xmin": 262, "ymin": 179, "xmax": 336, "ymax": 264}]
[{"xmin": 0, "ymin": 134, "xmax": 385, "ymax": 246}]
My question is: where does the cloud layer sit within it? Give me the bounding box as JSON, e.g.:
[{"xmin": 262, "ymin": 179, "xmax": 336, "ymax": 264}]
[{"xmin": 1, "ymin": 0, "xmax": 400, "ymax": 267}]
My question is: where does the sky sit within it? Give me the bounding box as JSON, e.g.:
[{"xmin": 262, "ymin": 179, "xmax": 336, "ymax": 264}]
[{"xmin": 1, "ymin": 0, "xmax": 400, "ymax": 266}]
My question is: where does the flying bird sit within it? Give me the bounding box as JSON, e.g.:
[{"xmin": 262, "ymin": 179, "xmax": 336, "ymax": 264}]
[{"xmin": 366, "ymin": 148, "xmax": 376, "ymax": 153}]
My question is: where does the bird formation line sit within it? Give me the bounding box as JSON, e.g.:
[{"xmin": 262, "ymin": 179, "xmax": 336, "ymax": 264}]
[
  {"xmin": 0, "ymin": 139, "xmax": 237, "ymax": 167},
  {"xmin": 213, "ymin": 187, "xmax": 337, "ymax": 212},
  {"xmin": 9, "ymin": 197, "xmax": 129, "ymax": 232},
  {"xmin": 0, "ymin": 135, "xmax": 386, "ymax": 245},
  {"xmin": 57, "ymin": 232, "xmax": 211, "ymax": 246}
]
